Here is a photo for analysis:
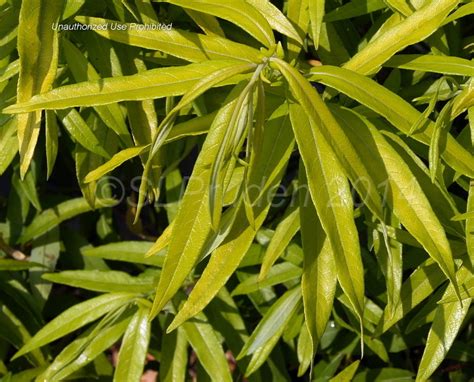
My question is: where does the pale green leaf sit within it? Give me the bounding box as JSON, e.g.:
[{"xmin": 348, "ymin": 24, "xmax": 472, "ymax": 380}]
[
  {"xmin": 114, "ymin": 306, "xmax": 151, "ymax": 382},
  {"xmin": 13, "ymin": 292, "xmax": 136, "ymax": 359}
]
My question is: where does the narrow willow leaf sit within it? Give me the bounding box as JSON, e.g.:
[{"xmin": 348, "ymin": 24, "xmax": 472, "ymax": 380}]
[
  {"xmin": 145, "ymin": 222, "xmax": 173, "ymax": 258},
  {"xmin": 324, "ymin": 0, "xmax": 385, "ymax": 22},
  {"xmin": 329, "ymin": 360, "xmax": 360, "ymax": 382},
  {"xmin": 246, "ymin": 0, "xmax": 302, "ymax": 43},
  {"xmin": 84, "ymin": 145, "xmax": 150, "ymax": 183},
  {"xmin": 11, "ymin": 162, "xmax": 41, "ymax": 210},
  {"xmin": 75, "ymin": 16, "xmax": 263, "ymax": 63},
  {"xmin": 383, "ymin": 0, "xmax": 413, "ymax": 16},
  {"xmin": 13, "ymin": 292, "xmax": 136, "ymax": 359},
  {"xmin": 165, "ymin": 112, "xmax": 216, "ymax": 143},
  {"xmin": 149, "ymin": 94, "xmax": 241, "ymax": 319},
  {"xmin": 299, "ymin": 166, "xmax": 337, "ymax": 357},
  {"xmin": 4, "ymin": 60, "xmax": 249, "ymax": 113},
  {"xmin": 114, "ymin": 306, "xmax": 151, "ymax": 382},
  {"xmin": 167, "ymin": 101, "xmax": 294, "ymax": 330},
  {"xmin": 286, "ymin": 0, "xmax": 309, "ymax": 58},
  {"xmin": 467, "ymin": 180, "xmax": 474, "ymax": 265},
  {"xmin": 42, "ymin": 270, "xmax": 155, "ymax": 293},
  {"xmin": 297, "ymin": 323, "xmax": 313, "ymax": 376},
  {"xmin": 309, "ymin": 0, "xmax": 325, "ymax": 48},
  {"xmin": 0, "ymin": 259, "xmax": 44, "ymax": 271},
  {"xmin": 384, "ymin": 54, "xmax": 474, "ymax": 76},
  {"xmin": 416, "ymin": 269, "xmax": 472, "ymax": 381},
  {"xmin": 0, "ymin": 305, "xmax": 46, "ymax": 367},
  {"xmin": 0, "ymin": 59, "xmax": 19, "ymax": 83},
  {"xmin": 136, "ymin": 62, "xmax": 256, "ymax": 221},
  {"xmin": 82, "ymin": 241, "xmax": 164, "ymax": 267},
  {"xmin": 451, "ymin": 79, "xmax": 474, "ymax": 119},
  {"xmin": 238, "ymin": 288, "xmax": 301, "ymax": 370},
  {"xmin": 16, "ymin": 0, "xmax": 63, "ymax": 177},
  {"xmin": 56, "ymin": 109, "xmax": 110, "ymax": 158},
  {"xmin": 379, "ymin": 260, "xmax": 446, "ymax": 333},
  {"xmin": 62, "ymin": 38, "xmax": 131, "ymax": 144},
  {"xmin": 344, "ymin": 0, "xmax": 459, "ymax": 75},
  {"xmin": 309, "ymin": 66, "xmax": 474, "ymax": 178},
  {"xmin": 287, "ymin": 101, "xmax": 365, "ymax": 329},
  {"xmin": 232, "ymin": 262, "xmax": 302, "ymax": 296},
  {"xmin": 185, "ymin": 9, "xmax": 225, "ymax": 37},
  {"xmin": 0, "ymin": 118, "xmax": 19, "ymax": 176},
  {"xmin": 176, "ymin": 298, "xmax": 232, "ymax": 382},
  {"xmin": 333, "ymin": 108, "xmax": 460, "ymax": 301},
  {"xmin": 160, "ymin": 316, "xmax": 188, "ymax": 382},
  {"xmin": 20, "ymin": 197, "xmax": 114, "ymax": 244},
  {"xmin": 45, "ymin": 111, "xmax": 58, "ymax": 179},
  {"xmin": 429, "ymin": 101, "xmax": 452, "ymax": 182},
  {"xmin": 162, "ymin": 0, "xmax": 275, "ymax": 48},
  {"xmin": 38, "ymin": 313, "xmax": 131, "ymax": 381},
  {"xmin": 259, "ymin": 205, "xmax": 300, "ymax": 280},
  {"xmin": 443, "ymin": 2, "xmax": 474, "ymax": 25},
  {"xmin": 274, "ymin": 59, "xmax": 384, "ymax": 220}
]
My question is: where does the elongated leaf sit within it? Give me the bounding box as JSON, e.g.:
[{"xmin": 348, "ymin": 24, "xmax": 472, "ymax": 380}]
[
  {"xmin": 45, "ymin": 111, "xmax": 58, "ymax": 178},
  {"xmin": 84, "ymin": 145, "xmax": 149, "ymax": 183},
  {"xmin": 20, "ymin": 197, "xmax": 112, "ymax": 243},
  {"xmin": 177, "ymin": 300, "xmax": 232, "ymax": 382},
  {"xmin": 286, "ymin": 100, "xmax": 365, "ymax": 329},
  {"xmin": 334, "ymin": 107, "xmax": 460, "ymax": 301},
  {"xmin": 330, "ymin": 360, "xmax": 360, "ymax": 382},
  {"xmin": 232, "ymin": 262, "xmax": 302, "ymax": 296},
  {"xmin": 238, "ymin": 287, "xmax": 302, "ymax": 376},
  {"xmin": 162, "ymin": 0, "xmax": 275, "ymax": 48},
  {"xmin": 299, "ymin": 166, "xmax": 337, "ymax": 356},
  {"xmin": 114, "ymin": 306, "xmax": 151, "ymax": 382},
  {"xmin": 13, "ymin": 292, "xmax": 136, "ymax": 359},
  {"xmin": 416, "ymin": 268, "xmax": 472, "ymax": 381},
  {"xmin": 167, "ymin": 101, "xmax": 294, "ymax": 330},
  {"xmin": 259, "ymin": 205, "xmax": 300, "ymax": 280},
  {"xmin": 324, "ymin": 0, "xmax": 385, "ymax": 21},
  {"xmin": 379, "ymin": 260, "xmax": 446, "ymax": 333},
  {"xmin": 160, "ymin": 316, "xmax": 188, "ymax": 382},
  {"xmin": 309, "ymin": 66, "xmax": 474, "ymax": 178},
  {"xmin": 4, "ymin": 60, "xmax": 249, "ymax": 113},
  {"xmin": 43, "ymin": 270, "xmax": 156, "ymax": 293},
  {"xmin": 56, "ymin": 108, "xmax": 111, "ymax": 158},
  {"xmin": 149, "ymin": 93, "xmax": 241, "ymax": 318},
  {"xmin": 82, "ymin": 241, "xmax": 165, "ymax": 266},
  {"xmin": 309, "ymin": 0, "xmax": 325, "ymax": 48},
  {"xmin": 384, "ymin": 54, "xmax": 474, "ymax": 76},
  {"xmin": 246, "ymin": 0, "xmax": 302, "ymax": 43},
  {"xmin": 75, "ymin": 16, "xmax": 263, "ymax": 63},
  {"xmin": 0, "ymin": 259, "xmax": 43, "ymax": 271},
  {"xmin": 38, "ymin": 312, "xmax": 132, "ymax": 381},
  {"xmin": 286, "ymin": 0, "xmax": 309, "ymax": 58},
  {"xmin": 0, "ymin": 118, "xmax": 19, "ymax": 176},
  {"xmin": 274, "ymin": 59, "xmax": 384, "ymax": 220},
  {"xmin": 343, "ymin": 0, "xmax": 459, "ymax": 75},
  {"xmin": 16, "ymin": 0, "xmax": 63, "ymax": 177}
]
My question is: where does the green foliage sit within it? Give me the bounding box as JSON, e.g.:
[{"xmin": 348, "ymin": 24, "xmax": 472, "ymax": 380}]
[{"xmin": 0, "ymin": 0, "xmax": 473, "ymax": 380}]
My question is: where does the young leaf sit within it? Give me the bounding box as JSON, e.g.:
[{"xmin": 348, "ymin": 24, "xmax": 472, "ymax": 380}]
[
  {"xmin": 259, "ymin": 205, "xmax": 300, "ymax": 281},
  {"xmin": 114, "ymin": 306, "xmax": 151, "ymax": 382},
  {"xmin": 299, "ymin": 166, "xmax": 337, "ymax": 356},
  {"xmin": 13, "ymin": 292, "xmax": 136, "ymax": 359},
  {"xmin": 384, "ymin": 54, "xmax": 474, "ymax": 76},
  {"xmin": 343, "ymin": 0, "xmax": 459, "ymax": 75},
  {"xmin": 16, "ymin": 0, "xmax": 63, "ymax": 177},
  {"xmin": 162, "ymin": 0, "xmax": 275, "ymax": 48},
  {"xmin": 4, "ymin": 60, "xmax": 250, "ymax": 113},
  {"xmin": 416, "ymin": 268, "xmax": 472, "ymax": 381},
  {"xmin": 309, "ymin": 66, "xmax": 474, "ymax": 178},
  {"xmin": 75, "ymin": 16, "xmax": 263, "ymax": 63},
  {"xmin": 167, "ymin": 101, "xmax": 295, "ymax": 330},
  {"xmin": 309, "ymin": 0, "xmax": 325, "ymax": 48}
]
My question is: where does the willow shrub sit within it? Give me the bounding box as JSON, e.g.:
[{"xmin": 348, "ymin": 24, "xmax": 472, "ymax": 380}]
[{"xmin": 0, "ymin": 0, "xmax": 473, "ymax": 381}]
